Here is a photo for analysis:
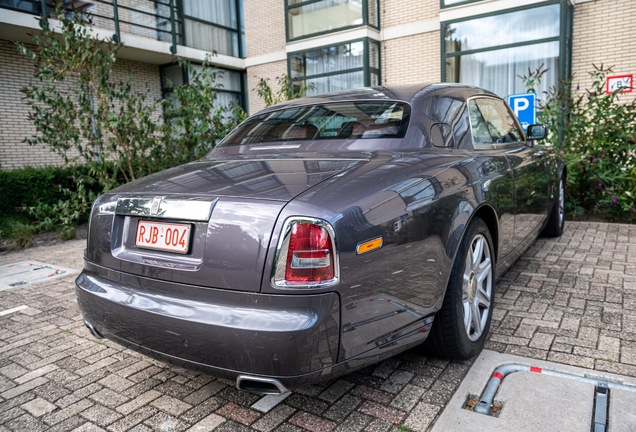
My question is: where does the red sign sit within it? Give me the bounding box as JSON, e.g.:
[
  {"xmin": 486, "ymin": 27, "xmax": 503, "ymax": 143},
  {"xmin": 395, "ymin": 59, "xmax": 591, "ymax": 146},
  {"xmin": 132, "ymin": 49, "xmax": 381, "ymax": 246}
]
[{"xmin": 606, "ymin": 75, "xmax": 633, "ymax": 94}]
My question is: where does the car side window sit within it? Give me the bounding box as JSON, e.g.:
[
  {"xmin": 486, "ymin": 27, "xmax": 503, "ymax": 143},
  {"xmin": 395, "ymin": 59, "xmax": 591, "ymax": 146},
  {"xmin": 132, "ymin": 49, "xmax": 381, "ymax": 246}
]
[
  {"xmin": 474, "ymin": 98, "xmax": 524, "ymax": 143},
  {"xmin": 468, "ymin": 100, "xmax": 493, "ymax": 144},
  {"xmin": 453, "ymin": 107, "xmax": 473, "ymax": 149}
]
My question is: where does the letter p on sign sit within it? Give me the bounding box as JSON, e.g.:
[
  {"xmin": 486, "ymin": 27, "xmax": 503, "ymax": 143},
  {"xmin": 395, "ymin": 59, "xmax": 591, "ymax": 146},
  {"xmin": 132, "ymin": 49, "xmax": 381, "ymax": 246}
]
[
  {"xmin": 513, "ymin": 98, "xmax": 529, "ymax": 114},
  {"xmin": 507, "ymin": 92, "xmax": 536, "ymax": 131}
]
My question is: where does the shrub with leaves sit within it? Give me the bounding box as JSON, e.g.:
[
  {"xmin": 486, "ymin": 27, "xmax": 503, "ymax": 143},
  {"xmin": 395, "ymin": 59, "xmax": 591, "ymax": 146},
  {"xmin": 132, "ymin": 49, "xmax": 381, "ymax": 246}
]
[
  {"xmin": 253, "ymin": 75, "xmax": 314, "ymax": 108},
  {"xmin": 5, "ymin": 220, "xmax": 34, "ymax": 250},
  {"xmin": 26, "ymin": 174, "xmax": 99, "ymax": 232},
  {"xmin": 16, "ymin": 6, "xmax": 245, "ymax": 234},
  {"xmin": 521, "ymin": 64, "xmax": 636, "ymax": 221},
  {"xmin": 160, "ymin": 58, "xmax": 246, "ymax": 166},
  {"xmin": 17, "ymin": 7, "xmax": 161, "ymax": 190}
]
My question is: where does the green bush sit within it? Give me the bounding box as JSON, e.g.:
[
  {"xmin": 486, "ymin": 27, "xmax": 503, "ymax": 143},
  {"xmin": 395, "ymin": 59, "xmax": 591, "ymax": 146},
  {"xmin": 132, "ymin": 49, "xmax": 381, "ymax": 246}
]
[
  {"xmin": 4, "ymin": 220, "xmax": 34, "ymax": 249},
  {"xmin": 17, "ymin": 7, "xmax": 245, "ymax": 190},
  {"xmin": 58, "ymin": 226, "xmax": 77, "ymax": 241},
  {"xmin": 522, "ymin": 64, "xmax": 636, "ymax": 221},
  {"xmin": 13, "ymin": 7, "xmax": 246, "ymax": 233},
  {"xmin": 253, "ymin": 74, "xmax": 313, "ymax": 108},
  {"xmin": 0, "ymin": 165, "xmax": 95, "ymax": 216}
]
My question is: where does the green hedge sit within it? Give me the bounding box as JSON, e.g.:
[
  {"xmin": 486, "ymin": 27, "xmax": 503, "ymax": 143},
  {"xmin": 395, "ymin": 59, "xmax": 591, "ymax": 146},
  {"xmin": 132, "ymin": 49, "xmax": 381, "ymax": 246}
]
[{"xmin": 0, "ymin": 165, "xmax": 91, "ymax": 217}]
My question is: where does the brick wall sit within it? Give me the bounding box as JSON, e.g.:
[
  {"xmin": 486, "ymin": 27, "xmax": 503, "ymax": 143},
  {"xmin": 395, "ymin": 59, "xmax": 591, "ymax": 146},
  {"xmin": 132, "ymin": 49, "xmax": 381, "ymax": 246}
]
[
  {"xmin": 243, "ymin": 0, "xmax": 287, "ymax": 114},
  {"xmin": 0, "ymin": 39, "xmax": 162, "ymax": 170},
  {"xmin": 381, "ymin": 0, "xmax": 438, "ymax": 28},
  {"xmin": 244, "ymin": 0, "xmax": 286, "ymax": 57},
  {"xmin": 382, "ymin": 31, "xmax": 441, "ymax": 85},
  {"xmin": 571, "ymin": 0, "xmax": 636, "ymax": 104},
  {"xmin": 245, "ymin": 60, "xmax": 288, "ymax": 115}
]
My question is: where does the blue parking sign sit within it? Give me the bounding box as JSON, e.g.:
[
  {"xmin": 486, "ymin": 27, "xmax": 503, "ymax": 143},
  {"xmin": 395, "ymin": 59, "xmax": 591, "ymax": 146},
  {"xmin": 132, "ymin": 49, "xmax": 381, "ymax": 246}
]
[{"xmin": 507, "ymin": 92, "xmax": 536, "ymax": 131}]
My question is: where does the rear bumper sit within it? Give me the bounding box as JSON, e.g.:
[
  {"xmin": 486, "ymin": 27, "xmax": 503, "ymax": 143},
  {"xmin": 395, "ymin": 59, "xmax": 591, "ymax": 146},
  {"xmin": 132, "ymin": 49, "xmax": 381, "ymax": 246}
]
[{"xmin": 75, "ymin": 261, "xmax": 340, "ymax": 386}]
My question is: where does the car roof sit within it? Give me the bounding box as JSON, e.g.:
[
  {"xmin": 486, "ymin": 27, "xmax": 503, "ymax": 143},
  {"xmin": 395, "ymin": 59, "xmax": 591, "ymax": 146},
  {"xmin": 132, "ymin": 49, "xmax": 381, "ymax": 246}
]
[{"xmin": 257, "ymin": 83, "xmax": 500, "ymax": 115}]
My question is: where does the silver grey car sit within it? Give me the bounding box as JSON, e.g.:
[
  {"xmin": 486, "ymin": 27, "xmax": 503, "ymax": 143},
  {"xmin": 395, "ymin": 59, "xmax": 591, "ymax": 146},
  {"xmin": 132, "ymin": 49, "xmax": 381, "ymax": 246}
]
[{"xmin": 76, "ymin": 84, "xmax": 565, "ymax": 394}]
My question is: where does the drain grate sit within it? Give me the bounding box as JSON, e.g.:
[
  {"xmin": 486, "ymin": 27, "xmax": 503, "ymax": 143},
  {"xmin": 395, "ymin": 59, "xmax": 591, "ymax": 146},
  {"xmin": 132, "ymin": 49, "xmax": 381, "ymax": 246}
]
[{"xmin": 0, "ymin": 261, "xmax": 79, "ymax": 291}]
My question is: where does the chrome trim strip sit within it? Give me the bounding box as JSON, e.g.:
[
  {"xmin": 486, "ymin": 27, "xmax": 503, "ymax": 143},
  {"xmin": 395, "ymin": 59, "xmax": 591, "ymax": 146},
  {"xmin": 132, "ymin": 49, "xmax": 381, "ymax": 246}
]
[
  {"xmin": 271, "ymin": 216, "xmax": 340, "ymax": 289},
  {"xmin": 115, "ymin": 196, "xmax": 218, "ymax": 222}
]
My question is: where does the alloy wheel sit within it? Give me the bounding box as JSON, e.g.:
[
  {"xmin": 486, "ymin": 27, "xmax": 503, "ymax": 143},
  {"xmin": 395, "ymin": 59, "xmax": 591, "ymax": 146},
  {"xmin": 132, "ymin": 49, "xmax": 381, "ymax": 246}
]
[{"xmin": 462, "ymin": 234, "xmax": 492, "ymax": 341}]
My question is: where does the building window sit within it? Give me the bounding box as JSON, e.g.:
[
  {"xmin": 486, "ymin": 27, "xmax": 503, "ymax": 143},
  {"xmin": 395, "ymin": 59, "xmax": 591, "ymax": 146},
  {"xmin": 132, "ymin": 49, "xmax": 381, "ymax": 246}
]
[
  {"xmin": 442, "ymin": 1, "xmax": 571, "ymax": 98},
  {"xmin": 183, "ymin": 0, "xmax": 241, "ymax": 57},
  {"xmin": 289, "ymin": 39, "xmax": 380, "ymax": 96},
  {"xmin": 160, "ymin": 63, "xmax": 246, "ymax": 113},
  {"xmin": 0, "ymin": 0, "xmax": 41, "ymax": 15},
  {"xmin": 157, "ymin": 0, "xmax": 245, "ymax": 58},
  {"xmin": 286, "ymin": 0, "xmax": 379, "ymax": 42}
]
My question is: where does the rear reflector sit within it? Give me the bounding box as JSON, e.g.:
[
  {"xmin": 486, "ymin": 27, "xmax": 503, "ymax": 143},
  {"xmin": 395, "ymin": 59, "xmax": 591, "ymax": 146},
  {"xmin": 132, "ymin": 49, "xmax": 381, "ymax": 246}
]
[{"xmin": 272, "ymin": 217, "xmax": 339, "ymax": 288}]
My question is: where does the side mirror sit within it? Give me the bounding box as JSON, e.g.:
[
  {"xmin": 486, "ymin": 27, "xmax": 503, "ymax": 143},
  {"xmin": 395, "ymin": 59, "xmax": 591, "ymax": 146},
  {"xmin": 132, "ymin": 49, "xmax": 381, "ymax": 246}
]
[
  {"xmin": 527, "ymin": 124, "xmax": 548, "ymax": 141},
  {"xmin": 431, "ymin": 123, "xmax": 454, "ymax": 147}
]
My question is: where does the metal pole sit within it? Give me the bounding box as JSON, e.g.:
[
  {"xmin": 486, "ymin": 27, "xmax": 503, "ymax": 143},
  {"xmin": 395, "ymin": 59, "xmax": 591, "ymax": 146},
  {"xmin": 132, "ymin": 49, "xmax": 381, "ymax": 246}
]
[
  {"xmin": 475, "ymin": 363, "xmax": 636, "ymax": 416},
  {"xmin": 362, "ymin": 0, "xmax": 368, "ymax": 26},
  {"xmin": 234, "ymin": 0, "xmax": 243, "ymax": 58},
  {"xmin": 169, "ymin": 0, "xmax": 177, "ymax": 54},
  {"xmin": 363, "ymin": 38, "xmax": 370, "ymax": 87},
  {"xmin": 112, "ymin": 0, "xmax": 121, "ymax": 43},
  {"xmin": 176, "ymin": 0, "xmax": 185, "ymax": 46},
  {"xmin": 39, "ymin": 0, "xmax": 49, "ymax": 29}
]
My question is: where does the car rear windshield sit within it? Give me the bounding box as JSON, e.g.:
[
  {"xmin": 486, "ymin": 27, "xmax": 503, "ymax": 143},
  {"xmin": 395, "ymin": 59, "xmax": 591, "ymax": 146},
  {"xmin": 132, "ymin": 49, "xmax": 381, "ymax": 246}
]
[{"xmin": 219, "ymin": 102, "xmax": 411, "ymax": 146}]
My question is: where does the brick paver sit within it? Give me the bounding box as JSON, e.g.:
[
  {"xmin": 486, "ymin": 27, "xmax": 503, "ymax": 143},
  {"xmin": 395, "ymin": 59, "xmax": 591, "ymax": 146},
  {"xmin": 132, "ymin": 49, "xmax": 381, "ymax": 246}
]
[{"xmin": 0, "ymin": 222, "xmax": 634, "ymax": 431}]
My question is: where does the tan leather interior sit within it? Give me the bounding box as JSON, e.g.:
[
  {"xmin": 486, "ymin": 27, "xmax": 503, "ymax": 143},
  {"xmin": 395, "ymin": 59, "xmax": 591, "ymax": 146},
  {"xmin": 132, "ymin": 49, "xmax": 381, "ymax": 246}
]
[{"xmin": 282, "ymin": 124, "xmax": 319, "ymax": 139}]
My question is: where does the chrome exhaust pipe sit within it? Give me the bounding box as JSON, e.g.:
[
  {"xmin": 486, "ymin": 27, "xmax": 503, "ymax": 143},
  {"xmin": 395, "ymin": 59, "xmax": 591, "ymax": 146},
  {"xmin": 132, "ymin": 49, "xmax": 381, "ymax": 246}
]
[
  {"xmin": 236, "ymin": 375, "xmax": 289, "ymax": 395},
  {"xmin": 83, "ymin": 319, "xmax": 104, "ymax": 339}
]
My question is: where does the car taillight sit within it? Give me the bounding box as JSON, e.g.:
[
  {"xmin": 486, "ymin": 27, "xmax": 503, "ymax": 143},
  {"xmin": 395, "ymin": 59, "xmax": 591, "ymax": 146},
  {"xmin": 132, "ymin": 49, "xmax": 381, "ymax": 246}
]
[
  {"xmin": 272, "ymin": 217, "xmax": 339, "ymax": 288},
  {"xmin": 286, "ymin": 222, "xmax": 334, "ymax": 282}
]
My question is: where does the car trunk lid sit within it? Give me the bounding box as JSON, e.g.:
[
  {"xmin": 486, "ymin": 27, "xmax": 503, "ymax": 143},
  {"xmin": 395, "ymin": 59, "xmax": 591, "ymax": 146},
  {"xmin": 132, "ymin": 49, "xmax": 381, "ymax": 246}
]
[
  {"xmin": 87, "ymin": 157, "xmax": 362, "ymax": 292},
  {"xmin": 110, "ymin": 157, "xmax": 361, "ymax": 202}
]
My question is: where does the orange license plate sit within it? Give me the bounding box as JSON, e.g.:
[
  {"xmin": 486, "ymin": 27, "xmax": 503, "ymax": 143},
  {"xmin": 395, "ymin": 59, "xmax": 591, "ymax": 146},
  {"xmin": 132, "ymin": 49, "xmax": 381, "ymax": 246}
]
[{"xmin": 135, "ymin": 220, "xmax": 191, "ymax": 254}]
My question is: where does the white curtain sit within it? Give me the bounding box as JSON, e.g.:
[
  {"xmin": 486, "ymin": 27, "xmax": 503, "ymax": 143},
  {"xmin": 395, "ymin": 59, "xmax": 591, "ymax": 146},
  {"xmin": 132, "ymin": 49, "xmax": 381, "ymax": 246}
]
[
  {"xmin": 184, "ymin": 20, "xmax": 238, "ymax": 56},
  {"xmin": 458, "ymin": 41, "xmax": 560, "ymax": 98},
  {"xmin": 300, "ymin": 41, "xmax": 364, "ymax": 76},
  {"xmin": 183, "ymin": 0, "xmax": 237, "ymax": 55},
  {"xmin": 307, "ymin": 72, "xmax": 364, "ymax": 95},
  {"xmin": 447, "ymin": 3, "xmax": 561, "ymax": 97},
  {"xmin": 448, "ymin": 5, "xmax": 559, "ymax": 53},
  {"xmin": 184, "ymin": 0, "xmax": 236, "ymax": 27},
  {"xmin": 290, "ymin": 0, "xmax": 363, "ymax": 39}
]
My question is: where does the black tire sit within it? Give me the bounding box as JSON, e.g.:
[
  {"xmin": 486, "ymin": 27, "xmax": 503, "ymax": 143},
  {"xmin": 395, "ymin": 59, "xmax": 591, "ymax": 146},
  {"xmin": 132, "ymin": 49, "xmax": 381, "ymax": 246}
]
[
  {"xmin": 423, "ymin": 217, "xmax": 495, "ymax": 360},
  {"xmin": 541, "ymin": 175, "xmax": 565, "ymax": 238}
]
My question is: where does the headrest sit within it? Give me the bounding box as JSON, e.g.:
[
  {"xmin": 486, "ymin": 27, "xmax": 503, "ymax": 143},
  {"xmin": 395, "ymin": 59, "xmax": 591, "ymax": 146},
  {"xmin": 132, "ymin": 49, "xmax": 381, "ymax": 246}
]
[
  {"xmin": 337, "ymin": 121, "xmax": 361, "ymax": 138},
  {"xmin": 282, "ymin": 124, "xmax": 319, "ymax": 139}
]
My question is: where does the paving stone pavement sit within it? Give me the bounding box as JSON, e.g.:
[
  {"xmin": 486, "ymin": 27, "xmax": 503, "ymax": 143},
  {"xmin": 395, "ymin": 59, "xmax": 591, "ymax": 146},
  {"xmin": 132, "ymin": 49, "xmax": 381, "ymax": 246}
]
[{"xmin": 0, "ymin": 221, "xmax": 634, "ymax": 432}]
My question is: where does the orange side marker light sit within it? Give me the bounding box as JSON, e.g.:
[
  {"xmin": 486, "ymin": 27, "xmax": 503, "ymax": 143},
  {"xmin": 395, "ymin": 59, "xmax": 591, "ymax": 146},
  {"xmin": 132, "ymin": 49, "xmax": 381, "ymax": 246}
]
[{"xmin": 356, "ymin": 237, "xmax": 383, "ymax": 255}]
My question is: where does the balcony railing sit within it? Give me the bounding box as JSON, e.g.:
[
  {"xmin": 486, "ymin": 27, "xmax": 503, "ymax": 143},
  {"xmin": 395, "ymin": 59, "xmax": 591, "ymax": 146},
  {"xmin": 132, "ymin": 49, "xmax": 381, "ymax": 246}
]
[{"xmin": 1, "ymin": 0, "xmax": 244, "ymax": 58}]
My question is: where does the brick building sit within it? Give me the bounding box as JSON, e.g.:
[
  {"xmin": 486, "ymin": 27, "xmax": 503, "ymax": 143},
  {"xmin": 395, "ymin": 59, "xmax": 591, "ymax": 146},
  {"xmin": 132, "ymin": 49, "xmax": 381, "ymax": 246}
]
[{"xmin": 1, "ymin": 0, "xmax": 634, "ymax": 168}]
